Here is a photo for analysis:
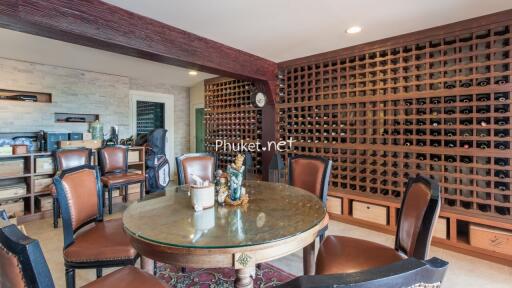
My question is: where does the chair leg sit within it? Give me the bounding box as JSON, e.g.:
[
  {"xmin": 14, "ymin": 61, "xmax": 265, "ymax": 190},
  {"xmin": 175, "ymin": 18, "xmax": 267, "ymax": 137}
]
[
  {"xmin": 65, "ymin": 268, "xmax": 75, "ymax": 288},
  {"xmin": 53, "ymin": 197, "xmax": 58, "ymax": 228},
  {"xmin": 181, "ymin": 267, "xmax": 186, "ymax": 273},
  {"xmin": 154, "ymin": 263, "xmax": 158, "ymax": 276},
  {"xmin": 123, "ymin": 186, "xmax": 128, "ymax": 203},
  {"xmin": 108, "ymin": 187, "xmax": 113, "ymax": 214},
  {"xmin": 96, "ymin": 268, "xmax": 103, "ymax": 279},
  {"xmin": 140, "ymin": 182, "xmax": 145, "ymax": 200}
]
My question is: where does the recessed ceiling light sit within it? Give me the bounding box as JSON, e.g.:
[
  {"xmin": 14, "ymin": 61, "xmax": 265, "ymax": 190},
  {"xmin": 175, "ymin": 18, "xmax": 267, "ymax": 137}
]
[
  {"xmin": 188, "ymin": 70, "xmax": 198, "ymax": 76},
  {"xmin": 346, "ymin": 26, "xmax": 362, "ymax": 34}
]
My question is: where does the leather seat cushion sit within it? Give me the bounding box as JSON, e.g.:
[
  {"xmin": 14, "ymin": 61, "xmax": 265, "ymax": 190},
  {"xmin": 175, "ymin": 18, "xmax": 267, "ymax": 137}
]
[
  {"xmin": 101, "ymin": 173, "xmax": 145, "ymax": 186},
  {"xmin": 82, "ymin": 266, "xmax": 167, "ymax": 288},
  {"xmin": 63, "ymin": 218, "xmax": 137, "ymax": 263},
  {"xmin": 315, "ymin": 235, "xmax": 406, "ymax": 275}
]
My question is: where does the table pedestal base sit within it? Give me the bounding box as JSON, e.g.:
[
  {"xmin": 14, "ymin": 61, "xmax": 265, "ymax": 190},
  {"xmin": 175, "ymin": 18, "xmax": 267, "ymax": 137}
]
[{"xmin": 235, "ymin": 267, "xmax": 254, "ymax": 288}]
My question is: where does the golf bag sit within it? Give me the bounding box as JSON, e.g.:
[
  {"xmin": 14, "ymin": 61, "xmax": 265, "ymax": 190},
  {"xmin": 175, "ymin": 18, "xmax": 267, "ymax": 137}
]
[{"xmin": 145, "ymin": 128, "xmax": 171, "ymax": 192}]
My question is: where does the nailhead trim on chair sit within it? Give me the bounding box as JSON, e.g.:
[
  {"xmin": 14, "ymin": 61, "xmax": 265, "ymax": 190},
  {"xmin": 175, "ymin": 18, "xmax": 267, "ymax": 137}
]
[
  {"xmin": 0, "ymin": 243, "xmax": 27, "ymax": 288},
  {"xmin": 410, "ymin": 283, "xmax": 441, "ymax": 288}
]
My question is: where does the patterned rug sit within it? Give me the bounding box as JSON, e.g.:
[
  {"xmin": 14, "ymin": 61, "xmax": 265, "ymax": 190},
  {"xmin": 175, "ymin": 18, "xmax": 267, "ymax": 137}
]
[{"xmin": 157, "ymin": 263, "xmax": 295, "ymax": 287}]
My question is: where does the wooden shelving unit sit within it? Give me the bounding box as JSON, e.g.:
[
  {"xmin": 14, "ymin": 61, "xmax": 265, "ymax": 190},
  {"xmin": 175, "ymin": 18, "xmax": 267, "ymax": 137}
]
[
  {"xmin": 204, "ymin": 77, "xmax": 263, "ymax": 175},
  {"xmin": 277, "ymin": 20, "xmax": 512, "ymax": 265},
  {"xmin": 0, "ymin": 146, "xmax": 146, "ymax": 223},
  {"xmin": 0, "ymin": 152, "xmax": 54, "ymax": 223}
]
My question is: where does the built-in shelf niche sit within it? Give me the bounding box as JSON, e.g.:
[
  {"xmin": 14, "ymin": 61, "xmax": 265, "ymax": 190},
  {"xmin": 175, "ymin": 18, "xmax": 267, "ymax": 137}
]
[
  {"xmin": 55, "ymin": 112, "xmax": 99, "ymax": 123},
  {"xmin": 0, "ymin": 89, "xmax": 52, "ymax": 103}
]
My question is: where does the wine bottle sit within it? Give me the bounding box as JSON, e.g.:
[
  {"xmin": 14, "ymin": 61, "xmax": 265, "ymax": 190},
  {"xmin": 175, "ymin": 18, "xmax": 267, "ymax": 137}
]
[
  {"xmin": 477, "ymin": 79, "xmax": 489, "ymax": 86},
  {"xmin": 477, "ymin": 107, "xmax": 490, "ymax": 114},
  {"xmin": 496, "ymin": 158, "xmax": 509, "ymax": 167},
  {"xmin": 478, "ymin": 142, "xmax": 488, "ymax": 149},
  {"xmin": 496, "ymin": 130, "xmax": 509, "ymax": 138},
  {"xmin": 446, "ymin": 155, "xmax": 456, "ymax": 163},
  {"xmin": 477, "ymin": 94, "xmax": 490, "ymax": 102},
  {"xmin": 495, "ymin": 141, "xmax": 508, "ymax": 150},
  {"xmin": 460, "ymin": 80, "xmax": 472, "ymax": 88},
  {"xmin": 445, "ymin": 81, "xmax": 456, "ymax": 89}
]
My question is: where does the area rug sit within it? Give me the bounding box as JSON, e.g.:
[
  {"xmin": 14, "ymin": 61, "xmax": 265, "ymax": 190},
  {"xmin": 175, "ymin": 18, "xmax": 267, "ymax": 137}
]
[{"xmin": 157, "ymin": 263, "xmax": 295, "ymax": 287}]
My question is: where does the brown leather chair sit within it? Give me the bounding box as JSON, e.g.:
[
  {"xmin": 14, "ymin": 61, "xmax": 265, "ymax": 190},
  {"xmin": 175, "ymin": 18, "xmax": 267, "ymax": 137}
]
[
  {"xmin": 52, "ymin": 148, "xmax": 93, "ymax": 228},
  {"xmin": 315, "ymin": 174, "xmax": 441, "ymax": 275},
  {"xmin": 176, "ymin": 153, "xmax": 217, "ymax": 185},
  {"xmin": 53, "ymin": 164, "xmax": 141, "ymax": 288},
  {"xmin": 99, "ymin": 146, "xmax": 145, "ymax": 214},
  {"xmin": 0, "ymin": 216, "xmax": 166, "ymax": 288},
  {"xmin": 288, "ymin": 155, "xmax": 332, "ymax": 242}
]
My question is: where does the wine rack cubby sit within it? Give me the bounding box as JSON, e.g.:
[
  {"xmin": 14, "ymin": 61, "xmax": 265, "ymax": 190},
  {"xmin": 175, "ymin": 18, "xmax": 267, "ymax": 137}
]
[
  {"xmin": 204, "ymin": 77, "xmax": 263, "ymax": 175},
  {"xmin": 277, "ymin": 20, "xmax": 512, "ymax": 263}
]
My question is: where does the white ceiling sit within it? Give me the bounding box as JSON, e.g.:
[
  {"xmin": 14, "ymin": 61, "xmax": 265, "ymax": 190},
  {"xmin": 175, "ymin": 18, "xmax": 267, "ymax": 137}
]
[
  {"xmin": 0, "ymin": 28, "xmax": 214, "ymax": 87},
  {"xmin": 104, "ymin": 0, "xmax": 512, "ymax": 62}
]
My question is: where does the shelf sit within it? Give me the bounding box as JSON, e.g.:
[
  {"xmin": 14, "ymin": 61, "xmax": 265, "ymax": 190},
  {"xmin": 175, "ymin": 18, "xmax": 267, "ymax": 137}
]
[
  {"xmin": 0, "ymin": 174, "xmax": 31, "ymax": 180},
  {"xmin": 276, "ymin": 21, "xmax": 512, "ymax": 265},
  {"xmin": 0, "ymin": 194, "xmax": 30, "ymax": 202},
  {"xmin": 204, "ymin": 78, "xmax": 263, "ymax": 175},
  {"xmin": 0, "ymin": 88, "xmax": 51, "ymax": 103}
]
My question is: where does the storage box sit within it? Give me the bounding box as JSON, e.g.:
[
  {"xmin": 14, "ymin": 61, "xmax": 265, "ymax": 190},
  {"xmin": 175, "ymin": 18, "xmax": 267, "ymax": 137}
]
[
  {"xmin": 11, "ymin": 144, "xmax": 28, "ymax": 155},
  {"xmin": 34, "ymin": 177, "xmax": 53, "ymax": 193},
  {"xmin": 83, "ymin": 132, "xmax": 92, "ymax": 140},
  {"xmin": 433, "ymin": 217, "xmax": 448, "ymax": 239},
  {"xmin": 69, "ymin": 133, "xmax": 83, "ymax": 141},
  {"xmin": 59, "ymin": 140, "xmax": 102, "ymax": 150},
  {"xmin": 0, "ymin": 184, "xmax": 26, "ymax": 200},
  {"xmin": 35, "ymin": 157, "xmax": 54, "ymax": 174},
  {"xmin": 352, "ymin": 201, "xmax": 388, "ymax": 225},
  {"xmin": 44, "ymin": 132, "xmax": 69, "ymax": 152},
  {"xmin": 128, "ymin": 150, "xmax": 140, "ymax": 163},
  {"xmin": 327, "ymin": 196, "xmax": 342, "ymax": 214},
  {"xmin": 469, "ymin": 224, "xmax": 512, "ymax": 256},
  {"xmin": 35, "ymin": 195, "xmax": 53, "ymax": 211},
  {"xmin": 0, "ymin": 146, "xmax": 12, "ymax": 156},
  {"xmin": 0, "ymin": 200, "xmax": 25, "ymax": 217},
  {"xmin": 0, "ymin": 159, "xmax": 25, "ymax": 177}
]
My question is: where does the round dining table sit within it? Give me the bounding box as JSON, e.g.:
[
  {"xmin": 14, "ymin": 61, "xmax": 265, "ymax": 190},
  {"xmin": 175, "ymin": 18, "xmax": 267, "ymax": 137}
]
[{"xmin": 123, "ymin": 180, "xmax": 328, "ymax": 288}]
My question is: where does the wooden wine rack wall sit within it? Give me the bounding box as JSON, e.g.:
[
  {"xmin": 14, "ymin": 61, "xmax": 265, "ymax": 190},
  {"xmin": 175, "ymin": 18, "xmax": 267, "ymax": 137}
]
[
  {"xmin": 277, "ymin": 19, "xmax": 512, "ymax": 263},
  {"xmin": 204, "ymin": 78, "xmax": 263, "ymax": 175}
]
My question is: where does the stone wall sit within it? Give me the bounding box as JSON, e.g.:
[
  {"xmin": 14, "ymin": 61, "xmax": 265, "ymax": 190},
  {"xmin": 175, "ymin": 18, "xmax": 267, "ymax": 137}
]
[{"xmin": 0, "ymin": 58, "xmax": 190, "ymax": 157}]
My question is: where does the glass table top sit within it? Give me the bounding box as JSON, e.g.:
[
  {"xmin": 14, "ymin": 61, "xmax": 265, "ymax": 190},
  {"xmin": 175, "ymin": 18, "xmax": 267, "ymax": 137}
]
[{"xmin": 123, "ymin": 180, "xmax": 326, "ymax": 249}]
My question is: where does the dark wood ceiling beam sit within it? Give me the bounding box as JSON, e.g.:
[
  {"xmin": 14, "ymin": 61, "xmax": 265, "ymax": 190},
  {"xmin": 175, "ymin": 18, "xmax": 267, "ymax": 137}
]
[{"xmin": 0, "ymin": 0, "xmax": 277, "ymax": 81}]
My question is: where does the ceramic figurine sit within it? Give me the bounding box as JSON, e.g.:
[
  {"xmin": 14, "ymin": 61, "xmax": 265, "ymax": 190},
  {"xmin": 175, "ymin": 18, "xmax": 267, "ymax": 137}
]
[{"xmin": 217, "ymin": 185, "xmax": 229, "ymax": 204}]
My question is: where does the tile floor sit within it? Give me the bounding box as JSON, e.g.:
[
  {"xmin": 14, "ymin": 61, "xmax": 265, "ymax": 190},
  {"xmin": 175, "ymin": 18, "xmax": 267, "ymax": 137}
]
[{"xmin": 22, "ymin": 203, "xmax": 512, "ymax": 287}]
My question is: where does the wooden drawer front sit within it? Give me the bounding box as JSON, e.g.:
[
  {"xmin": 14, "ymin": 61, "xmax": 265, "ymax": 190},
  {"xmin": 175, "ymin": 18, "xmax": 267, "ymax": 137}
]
[
  {"xmin": 0, "ymin": 200, "xmax": 25, "ymax": 217},
  {"xmin": 433, "ymin": 217, "xmax": 448, "ymax": 239},
  {"xmin": 0, "ymin": 159, "xmax": 24, "ymax": 177},
  {"xmin": 59, "ymin": 140, "xmax": 102, "ymax": 150},
  {"xmin": 34, "ymin": 177, "xmax": 53, "ymax": 193},
  {"xmin": 327, "ymin": 196, "xmax": 342, "ymax": 214},
  {"xmin": 352, "ymin": 201, "xmax": 388, "ymax": 225},
  {"xmin": 470, "ymin": 224, "xmax": 512, "ymax": 256},
  {"xmin": 0, "ymin": 184, "xmax": 27, "ymax": 200},
  {"xmin": 128, "ymin": 151, "xmax": 140, "ymax": 163},
  {"xmin": 35, "ymin": 157, "xmax": 54, "ymax": 174}
]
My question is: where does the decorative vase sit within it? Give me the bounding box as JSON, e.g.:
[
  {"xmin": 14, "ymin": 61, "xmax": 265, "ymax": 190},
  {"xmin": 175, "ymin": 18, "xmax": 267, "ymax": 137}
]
[{"xmin": 228, "ymin": 166, "xmax": 243, "ymax": 201}]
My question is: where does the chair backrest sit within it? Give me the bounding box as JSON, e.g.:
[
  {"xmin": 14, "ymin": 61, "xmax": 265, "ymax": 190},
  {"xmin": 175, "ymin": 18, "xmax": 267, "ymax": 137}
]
[
  {"xmin": 288, "ymin": 155, "xmax": 332, "ymax": 205},
  {"xmin": 279, "ymin": 257, "xmax": 448, "ymax": 288},
  {"xmin": 395, "ymin": 174, "xmax": 441, "ymax": 259},
  {"xmin": 176, "ymin": 153, "xmax": 217, "ymax": 185},
  {"xmin": 0, "ymin": 219, "xmax": 55, "ymax": 288},
  {"xmin": 53, "ymin": 165, "xmax": 103, "ymax": 248},
  {"xmin": 54, "ymin": 148, "xmax": 92, "ymax": 171},
  {"xmin": 99, "ymin": 146, "xmax": 128, "ymax": 174}
]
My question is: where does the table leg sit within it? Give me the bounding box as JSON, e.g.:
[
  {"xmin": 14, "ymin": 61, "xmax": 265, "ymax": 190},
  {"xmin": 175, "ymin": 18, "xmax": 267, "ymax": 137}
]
[
  {"xmin": 140, "ymin": 256, "xmax": 156, "ymax": 275},
  {"xmin": 235, "ymin": 266, "xmax": 254, "ymax": 288},
  {"xmin": 303, "ymin": 240, "xmax": 316, "ymax": 275}
]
